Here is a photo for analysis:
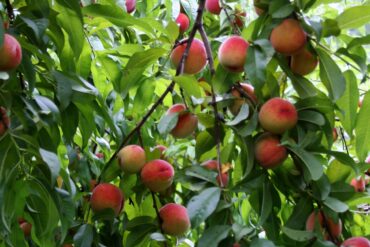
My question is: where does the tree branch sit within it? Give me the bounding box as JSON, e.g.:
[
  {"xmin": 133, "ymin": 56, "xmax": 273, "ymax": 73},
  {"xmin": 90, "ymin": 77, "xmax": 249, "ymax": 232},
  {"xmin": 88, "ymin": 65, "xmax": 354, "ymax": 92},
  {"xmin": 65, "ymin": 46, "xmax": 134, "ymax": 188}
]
[{"xmin": 4, "ymin": 0, "xmax": 15, "ymax": 23}]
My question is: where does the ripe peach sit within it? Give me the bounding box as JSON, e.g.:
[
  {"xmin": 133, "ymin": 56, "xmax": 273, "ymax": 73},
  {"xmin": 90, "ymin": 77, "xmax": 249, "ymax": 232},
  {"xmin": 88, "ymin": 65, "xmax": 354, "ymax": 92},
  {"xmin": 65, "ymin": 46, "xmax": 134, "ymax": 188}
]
[
  {"xmin": 90, "ymin": 183, "xmax": 124, "ymax": 216},
  {"xmin": 0, "ymin": 34, "xmax": 22, "ymax": 71},
  {"xmin": 96, "ymin": 153, "xmax": 104, "ymax": 159},
  {"xmin": 201, "ymin": 160, "xmax": 229, "ymax": 187},
  {"xmin": 270, "ymin": 19, "xmax": 306, "ymax": 55},
  {"xmin": 350, "ymin": 177, "xmax": 366, "ymax": 192},
  {"xmin": 154, "ymin": 145, "xmax": 167, "ymax": 159},
  {"xmin": 117, "ymin": 145, "xmax": 146, "ymax": 173},
  {"xmin": 229, "ymin": 83, "xmax": 257, "ymax": 116},
  {"xmin": 258, "ymin": 98, "xmax": 298, "ymax": 134},
  {"xmin": 205, "ymin": 0, "xmax": 221, "ymax": 15},
  {"xmin": 290, "ymin": 48, "xmax": 318, "ymax": 76},
  {"xmin": 342, "ymin": 237, "xmax": 370, "ymax": 247},
  {"xmin": 218, "ymin": 36, "xmax": 249, "ymax": 73},
  {"xmin": 0, "ymin": 107, "xmax": 10, "ymax": 136},
  {"xmin": 170, "ymin": 38, "xmax": 207, "ymax": 74},
  {"xmin": 90, "ymin": 179, "xmax": 97, "ymax": 191},
  {"xmin": 141, "ymin": 159, "xmax": 174, "ymax": 192},
  {"xmin": 176, "ymin": 13, "xmax": 190, "ymax": 33},
  {"xmin": 305, "ymin": 211, "xmax": 342, "ymax": 239},
  {"xmin": 18, "ymin": 219, "xmax": 32, "ymax": 236},
  {"xmin": 3, "ymin": 21, "xmax": 9, "ymax": 30},
  {"xmin": 332, "ymin": 128, "xmax": 338, "ymax": 142},
  {"xmin": 125, "ymin": 0, "xmax": 136, "ymax": 13},
  {"xmin": 166, "ymin": 104, "xmax": 198, "ymax": 139},
  {"xmin": 254, "ymin": 133, "xmax": 287, "ymax": 169},
  {"xmin": 159, "ymin": 203, "xmax": 190, "ymax": 236}
]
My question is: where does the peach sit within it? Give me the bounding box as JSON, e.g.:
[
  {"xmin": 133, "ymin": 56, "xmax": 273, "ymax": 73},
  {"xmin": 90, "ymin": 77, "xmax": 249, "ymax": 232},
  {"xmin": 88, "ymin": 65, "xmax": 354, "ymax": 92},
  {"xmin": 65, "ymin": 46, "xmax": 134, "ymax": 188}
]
[
  {"xmin": 159, "ymin": 203, "xmax": 190, "ymax": 236},
  {"xmin": 117, "ymin": 145, "xmax": 146, "ymax": 173},
  {"xmin": 233, "ymin": 243, "xmax": 241, "ymax": 247},
  {"xmin": 332, "ymin": 128, "xmax": 338, "ymax": 142},
  {"xmin": 358, "ymin": 98, "xmax": 363, "ymax": 108},
  {"xmin": 154, "ymin": 145, "xmax": 167, "ymax": 159},
  {"xmin": 0, "ymin": 34, "xmax": 22, "ymax": 71},
  {"xmin": 305, "ymin": 211, "xmax": 342, "ymax": 239},
  {"xmin": 229, "ymin": 83, "xmax": 257, "ymax": 116},
  {"xmin": 176, "ymin": 13, "xmax": 190, "ymax": 33},
  {"xmin": 254, "ymin": 133, "xmax": 287, "ymax": 169},
  {"xmin": 366, "ymin": 156, "xmax": 370, "ymax": 164},
  {"xmin": 201, "ymin": 160, "xmax": 229, "ymax": 187},
  {"xmin": 290, "ymin": 48, "xmax": 318, "ymax": 76},
  {"xmin": 125, "ymin": 0, "xmax": 136, "ymax": 13},
  {"xmin": 270, "ymin": 19, "xmax": 306, "ymax": 55},
  {"xmin": 90, "ymin": 183, "xmax": 124, "ymax": 216},
  {"xmin": 205, "ymin": 0, "xmax": 221, "ymax": 15},
  {"xmin": 96, "ymin": 153, "xmax": 104, "ymax": 159},
  {"xmin": 141, "ymin": 159, "xmax": 174, "ymax": 192},
  {"xmin": 170, "ymin": 38, "xmax": 207, "ymax": 74},
  {"xmin": 3, "ymin": 21, "xmax": 9, "ymax": 30},
  {"xmin": 342, "ymin": 237, "xmax": 370, "ymax": 247},
  {"xmin": 18, "ymin": 219, "xmax": 32, "ymax": 237},
  {"xmin": 0, "ymin": 107, "xmax": 10, "ymax": 136},
  {"xmin": 166, "ymin": 104, "xmax": 198, "ymax": 138},
  {"xmin": 218, "ymin": 36, "xmax": 249, "ymax": 73},
  {"xmin": 350, "ymin": 177, "xmax": 366, "ymax": 192},
  {"xmin": 258, "ymin": 98, "xmax": 298, "ymax": 134}
]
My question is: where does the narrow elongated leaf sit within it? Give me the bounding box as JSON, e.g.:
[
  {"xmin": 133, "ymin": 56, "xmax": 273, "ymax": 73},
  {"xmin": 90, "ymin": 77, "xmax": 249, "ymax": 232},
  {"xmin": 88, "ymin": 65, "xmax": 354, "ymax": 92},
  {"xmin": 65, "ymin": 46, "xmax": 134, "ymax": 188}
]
[
  {"xmin": 39, "ymin": 149, "xmax": 61, "ymax": 184},
  {"xmin": 323, "ymin": 197, "xmax": 349, "ymax": 213},
  {"xmin": 73, "ymin": 224, "xmax": 94, "ymax": 247},
  {"xmin": 337, "ymin": 6, "xmax": 370, "ymax": 29},
  {"xmin": 355, "ymin": 92, "xmax": 370, "ymax": 161},
  {"xmin": 197, "ymin": 225, "xmax": 231, "ymax": 247},
  {"xmin": 287, "ymin": 146, "xmax": 323, "ymax": 181}
]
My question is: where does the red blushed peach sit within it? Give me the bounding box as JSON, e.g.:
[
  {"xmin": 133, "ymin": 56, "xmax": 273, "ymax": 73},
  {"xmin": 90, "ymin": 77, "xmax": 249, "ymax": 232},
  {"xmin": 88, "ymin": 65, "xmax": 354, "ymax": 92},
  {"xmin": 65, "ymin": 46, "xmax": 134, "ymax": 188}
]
[
  {"xmin": 176, "ymin": 13, "xmax": 190, "ymax": 33},
  {"xmin": 342, "ymin": 237, "xmax": 370, "ymax": 247},
  {"xmin": 258, "ymin": 98, "xmax": 298, "ymax": 134},
  {"xmin": 350, "ymin": 177, "xmax": 366, "ymax": 192},
  {"xmin": 254, "ymin": 133, "xmax": 287, "ymax": 169},
  {"xmin": 154, "ymin": 145, "xmax": 167, "ymax": 159},
  {"xmin": 141, "ymin": 159, "xmax": 174, "ymax": 192},
  {"xmin": 229, "ymin": 83, "xmax": 257, "ymax": 116},
  {"xmin": 125, "ymin": 0, "xmax": 136, "ymax": 13},
  {"xmin": 305, "ymin": 211, "xmax": 342, "ymax": 239},
  {"xmin": 290, "ymin": 48, "xmax": 318, "ymax": 76},
  {"xmin": 0, "ymin": 34, "xmax": 22, "ymax": 71},
  {"xmin": 19, "ymin": 220, "xmax": 32, "ymax": 237},
  {"xmin": 332, "ymin": 128, "xmax": 338, "ymax": 142},
  {"xmin": 218, "ymin": 36, "xmax": 249, "ymax": 73},
  {"xmin": 201, "ymin": 160, "xmax": 229, "ymax": 187},
  {"xmin": 170, "ymin": 38, "xmax": 207, "ymax": 74},
  {"xmin": 117, "ymin": 145, "xmax": 146, "ymax": 173},
  {"xmin": 270, "ymin": 19, "xmax": 306, "ymax": 55},
  {"xmin": 90, "ymin": 183, "xmax": 124, "ymax": 216},
  {"xmin": 159, "ymin": 203, "xmax": 190, "ymax": 236},
  {"xmin": 0, "ymin": 107, "xmax": 10, "ymax": 136},
  {"xmin": 166, "ymin": 104, "xmax": 198, "ymax": 139},
  {"xmin": 205, "ymin": 0, "xmax": 221, "ymax": 15}
]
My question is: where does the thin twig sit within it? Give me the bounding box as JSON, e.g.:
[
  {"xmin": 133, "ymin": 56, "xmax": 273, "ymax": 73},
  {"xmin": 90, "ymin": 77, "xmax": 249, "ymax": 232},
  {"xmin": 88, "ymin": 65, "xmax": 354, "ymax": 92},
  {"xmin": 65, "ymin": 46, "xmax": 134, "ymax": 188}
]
[
  {"xmin": 339, "ymin": 126, "xmax": 349, "ymax": 155},
  {"xmin": 4, "ymin": 0, "xmax": 15, "ymax": 23},
  {"xmin": 219, "ymin": 0, "xmax": 240, "ymax": 35}
]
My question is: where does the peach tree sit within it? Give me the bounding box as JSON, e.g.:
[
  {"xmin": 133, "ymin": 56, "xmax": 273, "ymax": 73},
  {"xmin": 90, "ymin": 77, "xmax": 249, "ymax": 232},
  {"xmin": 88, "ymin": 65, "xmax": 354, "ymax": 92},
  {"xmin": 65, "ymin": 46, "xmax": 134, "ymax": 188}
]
[{"xmin": 0, "ymin": 0, "xmax": 369, "ymax": 246}]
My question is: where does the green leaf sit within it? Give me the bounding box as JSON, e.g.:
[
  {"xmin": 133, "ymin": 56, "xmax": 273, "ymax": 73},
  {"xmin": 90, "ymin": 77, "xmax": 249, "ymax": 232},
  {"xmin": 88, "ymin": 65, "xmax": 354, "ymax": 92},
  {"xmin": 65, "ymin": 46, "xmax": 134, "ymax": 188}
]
[
  {"xmin": 187, "ymin": 187, "xmax": 221, "ymax": 228},
  {"xmin": 355, "ymin": 91, "xmax": 370, "ymax": 161},
  {"xmin": 157, "ymin": 112, "xmax": 179, "ymax": 135},
  {"xmin": 73, "ymin": 224, "xmax": 94, "ymax": 247},
  {"xmin": 39, "ymin": 149, "xmax": 61, "ymax": 185},
  {"xmin": 316, "ymin": 48, "xmax": 346, "ymax": 102},
  {"xmin": 287, "ymin": 146, "xmax": 323, "ymax": 181},
  {"xmin": 197, "ymin": 225, "xmax": 231, "ymax": 247},
  {"xmin": 282, "ymin": 227, "xmax": 315, "ymax": 242},
  {"xmin": 259, "ymin": 181, "xmax": 273, "ymax": 225},
  {"xmin": 336, "ymin": 5, "xmax": 370, "ymax": 30},
  {"xmin": 336, "ymin": 70, "xmax": 359, "ymax": 136},
  {"xmin": 250, "ymin": 239, "xmax": 276, "ymax": 247},
  {"xmin": 269, "ymin": 1, "xmax": 294, "ymax": 18},
  {"xmin": 226, "ymin": 104, "xmax": 249, "ymax": 126},
  {"xmin": 323, "ymin": 197, "xmax": 349, "ymax": 213},
  {"xmin": 326, "ymin": 160, "xmax": 352, "ymax": 184},
  {"xmin": 174, "ymin": 75, "xmax": 202, "ymax": 98},
  {"xmin": 298, "ymin": 110, "xmax": 325, "ymax": 126}
]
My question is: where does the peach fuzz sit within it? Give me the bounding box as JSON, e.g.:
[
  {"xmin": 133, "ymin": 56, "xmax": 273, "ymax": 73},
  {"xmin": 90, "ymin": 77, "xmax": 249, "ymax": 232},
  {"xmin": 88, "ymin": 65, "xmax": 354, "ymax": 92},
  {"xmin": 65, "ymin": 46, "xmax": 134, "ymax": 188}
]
[
  {"xmin": 159, "ymin": 203, "xmax": 190, "ymax": 236},
  {"xmin": 117, "ymin": 144, "xmax": 146, "ymax": 173},
  {"xmin": 205, "ymin": 0, "xmax": 221, "ymax": 15},
  {"xmin": 342, "ymin": 237, "xmax": 370, "ymax": 247},
  {"xmin": 0, "ymin": 34, "xmax": 22, "ymax": 71},
  {"xmin": 290, "ymin": 48, "xmax": 318, "ymax": 76},
  {"xmin": 258, "ymin": 98, "xmax": 298, "ymax": 134},
  {"xmin": 90, "ymin": 183, "xmax": 124, "ymax": 216},
  {"xmin": 305, "ymin": 211, "xmax": 342, "ymax": 239},
  {"xmin": 229, "ymin": 83, "xmax": 257, "ymax": 116},
  {"xmin": 218, "ymin": 36, "xmax": 249, "ymax": 73},
  {"xmin": 176, "ymin": 13, "xmax": 190, "ymax": 33},
  {"xmin": 141, "ymin": 159, "xmax": 174, "ymax": 192},
  {"xmin": 201, "ymin": 160, "xmax": 229, "ymax": 187},
  {"xmin": 170, "ymin": 38, "xmax": 207, "ymax": 74},
  {"xmin": 125, "ymin": 0, "xmax": 136, "ymax": 13},
  {"xmin": 254, "ymin": 133, "xmax": 287, "ymax": 169},
  {"xmin": 270, "ymin": 19, "xmax": 306, "ymax": 55},
  {"xmin": 166, "ymin": 104, "xmax": 198, "ymax": 138}
]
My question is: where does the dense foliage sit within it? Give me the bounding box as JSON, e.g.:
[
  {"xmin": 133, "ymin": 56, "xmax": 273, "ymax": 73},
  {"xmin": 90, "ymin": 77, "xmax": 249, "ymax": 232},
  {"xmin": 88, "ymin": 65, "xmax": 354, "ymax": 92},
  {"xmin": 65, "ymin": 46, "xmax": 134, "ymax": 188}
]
[{"xmin": 0, "ymin": 0, "xmax": 369, "ymax": 246}]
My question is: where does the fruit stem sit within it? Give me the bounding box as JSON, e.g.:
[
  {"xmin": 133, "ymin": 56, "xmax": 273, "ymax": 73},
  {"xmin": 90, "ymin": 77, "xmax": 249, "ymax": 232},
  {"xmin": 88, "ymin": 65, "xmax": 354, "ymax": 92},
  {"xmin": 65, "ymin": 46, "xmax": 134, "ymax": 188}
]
[{"xmin": 219, "ymin": 0, "xmax": 241, "ymax": 35}]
